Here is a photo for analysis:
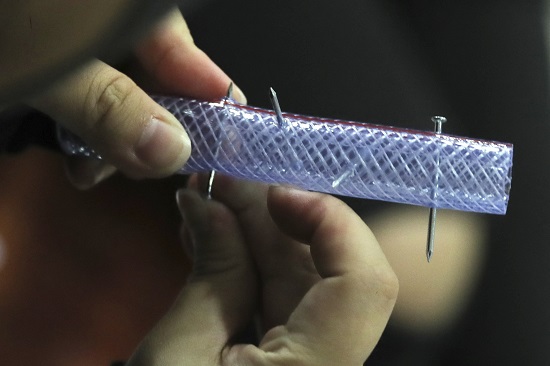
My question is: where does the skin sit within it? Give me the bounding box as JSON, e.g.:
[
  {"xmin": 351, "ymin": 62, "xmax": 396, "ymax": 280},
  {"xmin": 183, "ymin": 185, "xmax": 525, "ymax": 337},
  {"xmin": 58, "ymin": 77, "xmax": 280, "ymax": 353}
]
[
  {"xmin": 126, "ymin": 175, "xmax": 398, "ymax": 366},
  {"xmin": 2, "ymin": 6, "xmax": 398, "ymax": 362},
  {"xmin": 0, "ymin": 2, "xmax": 483, "ymax": 362},
  {"xmin": 27, "ymin": 8, "xmax": 245, "ymax": 187}
]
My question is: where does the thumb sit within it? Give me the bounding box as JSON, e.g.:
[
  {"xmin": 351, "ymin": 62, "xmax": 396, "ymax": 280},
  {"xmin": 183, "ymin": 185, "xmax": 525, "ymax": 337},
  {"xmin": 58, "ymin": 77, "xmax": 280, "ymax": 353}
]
[
  {"xmin": 28, "ymin": 59, "xmax": 190, "ymax": 179},
  {"xmin": 126, "ymin": 189, "xmax": 257, "ymax": 366}
]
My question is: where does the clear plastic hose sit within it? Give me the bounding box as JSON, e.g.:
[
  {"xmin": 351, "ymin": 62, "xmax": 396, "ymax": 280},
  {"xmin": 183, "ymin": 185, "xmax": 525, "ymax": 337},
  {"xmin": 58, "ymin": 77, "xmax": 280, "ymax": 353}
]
[{"xmin": 58, "ymin": 96, "xmax": 513, "ymax": 214}]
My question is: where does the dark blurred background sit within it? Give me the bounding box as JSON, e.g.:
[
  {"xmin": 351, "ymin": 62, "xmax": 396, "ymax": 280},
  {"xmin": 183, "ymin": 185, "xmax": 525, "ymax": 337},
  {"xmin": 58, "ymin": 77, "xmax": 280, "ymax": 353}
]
[
  {"xmin": 185, "ymin": 1, "xmax": 550, "ymax": 364},
  {"xmin": 1, "ymin": 0, "xmax": 549, "ymax": 365}
]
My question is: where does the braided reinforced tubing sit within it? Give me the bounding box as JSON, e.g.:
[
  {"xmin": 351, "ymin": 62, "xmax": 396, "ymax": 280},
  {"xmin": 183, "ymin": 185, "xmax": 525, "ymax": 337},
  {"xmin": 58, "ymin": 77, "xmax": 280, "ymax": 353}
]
[{"xmin": 58, "ymin": 96, "xmax": 513, "ymax": 214}]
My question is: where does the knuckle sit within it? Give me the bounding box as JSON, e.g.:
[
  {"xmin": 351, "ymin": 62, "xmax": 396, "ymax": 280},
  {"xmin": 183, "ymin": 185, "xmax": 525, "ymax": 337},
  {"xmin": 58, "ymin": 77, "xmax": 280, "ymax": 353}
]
[
  {"xmin": 191, "ymin": 257, "xmax": 242, "ymax": 279},
  {"xmin": 83, "ymin": 72, "xmax": 136, "ymax": 136},
  {"xmin": 368, "ymin": 264, "xmax": 399, "ymax": 303}
]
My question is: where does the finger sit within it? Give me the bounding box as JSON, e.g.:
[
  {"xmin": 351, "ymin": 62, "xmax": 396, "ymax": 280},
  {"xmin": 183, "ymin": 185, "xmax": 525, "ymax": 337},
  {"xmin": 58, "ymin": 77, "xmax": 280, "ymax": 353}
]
[
  {"xmin": 225, "ymin": 187, "xmax": 398, "ymax": 365},
  {"xmin": 192, "ymin": 174, "xmax": 320, "ymax": 329},
  {"xmin": 271, "ymin": 186, "xmax": 398, "ymax": 363},
  {"xmin": 135, "ymin": 8, "xmax": 247, "ymax": 103},
  {"xmin": 191, "ymin": 174, "xmax": 274, "ymax": 258},
  {"xmin": 177, "ymin": 189, "xmax": 253, "ymax": 283},
  {"xmin": 191, "ymin": 174, "xmax": 310, "ymax": 268},
  {"xmin": 268, "ymin": 186, "xmax": 389, "ymax": 277},
  {"xmin": 28, "ymin": 59, "xmax": 190, "ymax": 179},
  {"xmin": 126, "ymin": 189, "xmax": 257, "ymax": 366},
  {"xmin": 64, "ymin": 157, "xmax": 117, "ymax": 190}
]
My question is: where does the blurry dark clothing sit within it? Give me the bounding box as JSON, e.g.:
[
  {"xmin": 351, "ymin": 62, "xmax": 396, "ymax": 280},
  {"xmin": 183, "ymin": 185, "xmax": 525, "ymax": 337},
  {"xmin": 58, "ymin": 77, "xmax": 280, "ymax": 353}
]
[{"xmin": 0, "ymin": 108, "xmax": 57, "ymax": 154}]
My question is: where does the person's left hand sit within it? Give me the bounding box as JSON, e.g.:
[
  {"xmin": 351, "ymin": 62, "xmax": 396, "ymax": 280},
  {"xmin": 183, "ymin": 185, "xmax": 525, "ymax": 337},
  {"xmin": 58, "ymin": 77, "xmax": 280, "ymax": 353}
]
[{"xmin": 125, "ymin": 175, "xmax": 398, "ymax": 366}]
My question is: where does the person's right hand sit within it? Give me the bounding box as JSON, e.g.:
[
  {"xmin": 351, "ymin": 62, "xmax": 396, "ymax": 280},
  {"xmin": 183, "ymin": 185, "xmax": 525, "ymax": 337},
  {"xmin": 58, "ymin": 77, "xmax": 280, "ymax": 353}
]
[
  {"xmin": 125, "ymin": 176, "xmax": 399, "ymax": 365},
  {"xmin": 27, "ymin": 8, "xmax": 245, "ymax": 188}
]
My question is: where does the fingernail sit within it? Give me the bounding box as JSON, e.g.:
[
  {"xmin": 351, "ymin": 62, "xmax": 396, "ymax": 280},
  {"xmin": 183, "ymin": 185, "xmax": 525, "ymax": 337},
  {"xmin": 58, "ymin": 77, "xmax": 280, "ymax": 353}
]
[
  {"xmin": 176, "ymin": 188, "xmax": 203, "ymax": 220},
  {"xmin": 273, "ymin": 184, "xmax": 304, "ymax": 193},
  {"xmin": 232, "ymin": 84, "xmax": 247, "ymax": 105},
  {"xmin": 65, "ymin": 158, "xmax": 116, "ymax": 190},
  {"xmin": 91, "ymin": 162, "xmax": 117, "ymax": 185},
  {"xmin": 176, "ymin": 189, "xmax": 204, "ymax": 259},
  {"xmin": 176, "ymin": 188, "xmax": 190, "ymax": 217},
  {"xmin": 179, "ymin": 222, "xmax": 194, "ymax": 261},
  {"xmin": 270, "ymin": 185, "xmax": 312, "ymax": 198},
  {"xmin": 135, "ymin": 116, "xmax": 191, "ymax": 174}
]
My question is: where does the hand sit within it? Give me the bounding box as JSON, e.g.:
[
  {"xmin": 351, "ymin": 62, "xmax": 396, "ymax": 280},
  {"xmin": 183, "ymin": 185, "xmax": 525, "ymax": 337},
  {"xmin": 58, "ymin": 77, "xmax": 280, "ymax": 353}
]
[
  {"xmin": 126, "ymin": 175, "xmax": 398, "ymax": 366},
  {"xmin": 27, "ymin": 9, "xmax": 245, "ymax": 188}
]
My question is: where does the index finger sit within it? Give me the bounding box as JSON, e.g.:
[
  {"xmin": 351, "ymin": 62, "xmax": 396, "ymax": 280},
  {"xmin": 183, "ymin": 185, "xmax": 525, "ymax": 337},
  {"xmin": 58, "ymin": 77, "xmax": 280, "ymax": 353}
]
[
  {"xmin": 135, "ymin": 8, "xmax": 246, "ymax": 103},
  {"xmin": 268, "ymin": 186, "xmax": 391, "ymax": 279},
  {"xmin": 263, "ymin": 186, "xmax": 398, "ymax": 364}
]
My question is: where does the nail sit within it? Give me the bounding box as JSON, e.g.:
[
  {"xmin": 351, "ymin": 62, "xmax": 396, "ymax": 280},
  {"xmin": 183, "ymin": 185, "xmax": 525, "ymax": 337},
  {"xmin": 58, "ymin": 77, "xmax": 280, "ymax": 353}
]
[
  {"xmin": 232, "ymin": 84, "xmax": 247, "ymax": 105},
  {"xmin": 270, "ymin": 184, "xmax": 315, "ymax": 200},
  {"xmin": 179, "ymin": 222, "xmax": 194, "ymax": 260},
  {"xmin": 90, "ymin": 162, "xmax": 117, "ymax": 185},
  {"xmin": 135, "ymin": 115, "xmax": 191, "ymax": 173},
  {"xmin": 65, "ymin": 158, "xmax": 116, "ymax": 190},
  {"xmin": 176, "ymin": 188, "xmax": 191, "ymax": 217},
  {"xmin": 176, "ymin": 188, "xmax": 204, "ymax": 221},
  {"xmin": 176, "ymin": 188, "xmax": 205, "ymax": 260}
]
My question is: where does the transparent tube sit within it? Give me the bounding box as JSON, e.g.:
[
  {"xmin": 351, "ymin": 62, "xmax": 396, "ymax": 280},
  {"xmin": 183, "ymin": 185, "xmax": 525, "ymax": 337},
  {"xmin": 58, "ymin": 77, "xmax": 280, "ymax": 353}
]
[{"xmin": 58, "ymin": 96, "xmax": 513, "ymax": 214}]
